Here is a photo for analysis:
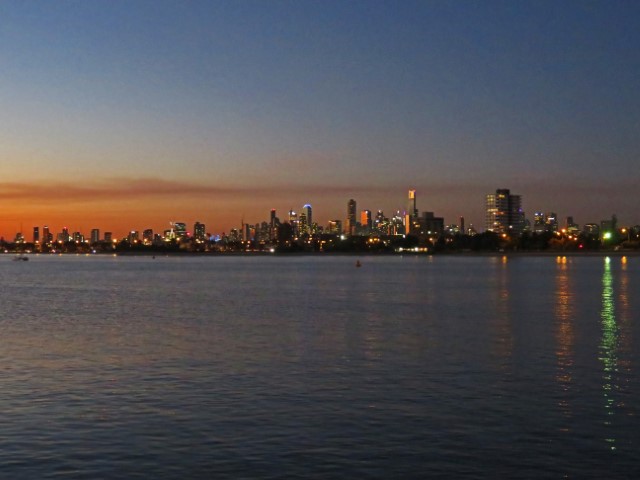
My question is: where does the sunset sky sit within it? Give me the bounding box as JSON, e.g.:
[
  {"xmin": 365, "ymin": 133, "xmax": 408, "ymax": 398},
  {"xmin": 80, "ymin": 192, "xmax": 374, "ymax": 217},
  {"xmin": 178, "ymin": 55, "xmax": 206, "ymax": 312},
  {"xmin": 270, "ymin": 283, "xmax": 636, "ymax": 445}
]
[{"xmin": 1, "ymin": 0, "xmax": 639, "ymax": 238}]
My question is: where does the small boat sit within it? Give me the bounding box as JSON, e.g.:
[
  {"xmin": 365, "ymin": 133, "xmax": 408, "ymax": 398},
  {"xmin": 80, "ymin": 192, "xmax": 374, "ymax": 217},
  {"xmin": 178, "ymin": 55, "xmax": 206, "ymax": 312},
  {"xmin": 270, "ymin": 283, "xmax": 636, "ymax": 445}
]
[
  {"xmin": 355, "ymin": 260, "xmax": 361, "ymax": 267},
  {"xmin": 12, "ymin": 254, "xmax": 28, "ymax": 262}
]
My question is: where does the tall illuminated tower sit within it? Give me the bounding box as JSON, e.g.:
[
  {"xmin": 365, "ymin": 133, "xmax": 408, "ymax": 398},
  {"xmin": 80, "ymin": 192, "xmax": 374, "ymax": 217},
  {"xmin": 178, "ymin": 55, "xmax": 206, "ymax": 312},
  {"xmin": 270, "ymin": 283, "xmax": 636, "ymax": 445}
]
[
  {"xmin": 302, "ymin": 204, "xmax": 312, "ymax": 227},
  {"xmin": 361, "ymin": 210, "xmax": 372, "ymax": 233},
  {"xmin": 404, "ymin": 189, "xmax": 418, "ymax": 234},
  {"xmin": 408, "ymin": 189, "xmax": 417, "ymax": 217},
  {"xmin": 347, "ymin": 199, "xmax": 357, "ymax": 235}
]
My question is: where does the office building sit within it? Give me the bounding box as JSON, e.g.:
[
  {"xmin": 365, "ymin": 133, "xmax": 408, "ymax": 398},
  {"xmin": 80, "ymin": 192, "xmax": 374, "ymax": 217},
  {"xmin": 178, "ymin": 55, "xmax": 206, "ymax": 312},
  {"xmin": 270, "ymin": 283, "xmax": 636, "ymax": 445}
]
[
  {"xmin": 194, "ymin": 222, "xmax": 206, "ymax": 241},
  {"xmin": 302, "ymin": 204, "xmax": 312, "ymax": 233},
  {"xmin": 347, "ymin": 199, "xmax": 357, "ymax": 235},
  {"xmin": 361, "ymin": 210, "xmax": 372, "ymax": 233},
  {"xmin": 173, "ymin": 222, "xmax": 187, "ymax": 239},
  {"xmin": 327, "ymin": 220, "xmax": 342, "ymax": 234},
  {"xmin": 408, "ymin": 189, "xmax": 417, "ymax": 218},
  {"xmin": 43, "ymin": 225, "xmax": 51, "ymax": 245},
  {"xmin": 485, "ymin": 189, "xmax": 525, "ymax": 236}
]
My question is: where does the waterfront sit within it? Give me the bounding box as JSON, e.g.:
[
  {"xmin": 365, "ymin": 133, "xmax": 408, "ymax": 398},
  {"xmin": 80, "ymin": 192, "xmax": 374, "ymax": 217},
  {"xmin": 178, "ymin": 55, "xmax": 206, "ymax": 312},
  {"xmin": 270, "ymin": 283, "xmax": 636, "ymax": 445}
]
[{"xmin": 0, "ymin": 255, "xmax": 638, "ymax": 478}]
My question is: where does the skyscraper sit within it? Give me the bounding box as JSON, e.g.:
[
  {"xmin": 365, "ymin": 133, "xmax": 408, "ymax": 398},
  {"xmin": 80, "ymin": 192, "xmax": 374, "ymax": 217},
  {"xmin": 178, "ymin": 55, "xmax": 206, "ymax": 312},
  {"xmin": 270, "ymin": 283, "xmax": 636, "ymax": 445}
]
[
  {"xmin": 288, "ymin": 210, "xmax": 298, "ymax": 237},
  {"xmin": 43, "ymin": 225, "xmax": 51, "ymax": 245},
  {"xmin": 405, "ymin": 189, "xmax": 419, "ymax": 234},
  {"xmin": 194, "ymin": 222, "xmax": 206, "ymax": 241},
  {"xmin": 270, "ymin": 209, "xmax": 278, "ymax": 241},
  {"xmin": 347, "ymin": 199, "xmax": 357, "ymax": 235},
  {"xmin": 360, "ymin": 210, "xmax": 372, "ymax": 233},
  {"xmin": 299, "ymin": 212, "xmax": 308, "ymax": 235},
  {"xmin": 302, "ymin": 204, "xmax": 312, "ymax": 231},
  {"xmin": 33, "ymin": 226, "xmax": 40, "ymax": 244},
  {"xmin": 408, "ymin": 189, "xmax": 417, "ymax": 217},
  {"xmin": 485, "ymin": 189, "xmax": 524, "ymax": 235}
]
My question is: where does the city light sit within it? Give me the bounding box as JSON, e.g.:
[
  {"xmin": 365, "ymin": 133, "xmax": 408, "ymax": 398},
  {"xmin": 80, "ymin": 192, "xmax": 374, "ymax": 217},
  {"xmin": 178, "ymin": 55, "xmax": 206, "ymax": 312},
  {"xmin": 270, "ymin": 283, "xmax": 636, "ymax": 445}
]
[{"xmin": 1, "ymin": 188, "xmax": 637, "ymax": 255}]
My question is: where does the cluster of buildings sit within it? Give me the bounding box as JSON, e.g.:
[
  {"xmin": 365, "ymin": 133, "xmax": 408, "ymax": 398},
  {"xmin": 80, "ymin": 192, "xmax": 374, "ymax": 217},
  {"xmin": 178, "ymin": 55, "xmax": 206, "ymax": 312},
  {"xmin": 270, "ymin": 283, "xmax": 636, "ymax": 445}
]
[
  {"xmin": 235, "ymin": 191, "xmax": 449, "ymax": 245},
  {"xmin": 5, "ymin": 188, "xmax": 639, "ymax": 253},
  {"xmin": 483, "ymin": 188, "xmax": 635, "ymax": 244}
]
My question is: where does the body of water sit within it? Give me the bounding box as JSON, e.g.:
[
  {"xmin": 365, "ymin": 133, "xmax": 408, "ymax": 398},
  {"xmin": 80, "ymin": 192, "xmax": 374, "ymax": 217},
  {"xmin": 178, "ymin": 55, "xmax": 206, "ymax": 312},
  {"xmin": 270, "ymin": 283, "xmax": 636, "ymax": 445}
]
[{"xmin": 0, "ymin": 254, "xmax": 638, "ymax": 478}]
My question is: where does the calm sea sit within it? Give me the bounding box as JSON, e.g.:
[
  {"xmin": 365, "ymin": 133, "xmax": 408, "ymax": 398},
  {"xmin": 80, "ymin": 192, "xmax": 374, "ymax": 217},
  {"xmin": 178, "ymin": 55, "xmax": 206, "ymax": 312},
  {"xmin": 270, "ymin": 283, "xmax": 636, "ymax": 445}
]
[{"xmin": 0, "ymin": 254, "xmax": 638, "ymax": 479}]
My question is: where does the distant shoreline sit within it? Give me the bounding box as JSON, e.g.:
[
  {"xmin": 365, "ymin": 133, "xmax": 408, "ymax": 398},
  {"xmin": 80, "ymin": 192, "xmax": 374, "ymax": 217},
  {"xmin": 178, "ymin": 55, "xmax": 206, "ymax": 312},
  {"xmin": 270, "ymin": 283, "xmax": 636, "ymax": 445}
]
[{"xmin": 5, "ymin": 250, "xmax": 640, "ymax": 258}]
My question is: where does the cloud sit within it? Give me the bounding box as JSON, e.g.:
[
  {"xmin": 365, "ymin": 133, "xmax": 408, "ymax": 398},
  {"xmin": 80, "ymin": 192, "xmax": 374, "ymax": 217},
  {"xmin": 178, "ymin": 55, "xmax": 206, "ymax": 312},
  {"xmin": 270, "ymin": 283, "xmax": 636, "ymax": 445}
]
[{"xmin": 0, "ymin": 177, "xmax": 399, "ymax": 204}]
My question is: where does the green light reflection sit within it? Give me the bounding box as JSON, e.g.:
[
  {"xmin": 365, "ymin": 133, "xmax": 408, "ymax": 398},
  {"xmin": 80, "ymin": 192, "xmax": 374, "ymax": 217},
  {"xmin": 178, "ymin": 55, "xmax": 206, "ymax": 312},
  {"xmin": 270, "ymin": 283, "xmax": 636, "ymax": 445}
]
[{"xmin": 600, "ymin": 257, "xmax": 618, "ymax": 450}]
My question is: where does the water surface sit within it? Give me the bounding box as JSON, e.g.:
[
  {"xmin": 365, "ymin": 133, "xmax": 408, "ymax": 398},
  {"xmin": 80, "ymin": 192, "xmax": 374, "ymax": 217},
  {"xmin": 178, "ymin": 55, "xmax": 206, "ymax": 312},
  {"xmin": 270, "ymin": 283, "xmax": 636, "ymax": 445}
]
[{"xmin": 0, "ymin": 254, "xmax": 638, "ymax": 478}]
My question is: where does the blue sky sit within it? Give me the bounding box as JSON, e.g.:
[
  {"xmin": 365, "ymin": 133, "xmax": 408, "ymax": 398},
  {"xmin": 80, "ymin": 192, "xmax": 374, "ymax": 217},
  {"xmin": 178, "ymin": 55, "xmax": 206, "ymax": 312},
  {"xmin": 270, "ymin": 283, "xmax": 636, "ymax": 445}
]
[{"xmin": 0, "ymin": 0, "xmax": 638, "ymax": 235}]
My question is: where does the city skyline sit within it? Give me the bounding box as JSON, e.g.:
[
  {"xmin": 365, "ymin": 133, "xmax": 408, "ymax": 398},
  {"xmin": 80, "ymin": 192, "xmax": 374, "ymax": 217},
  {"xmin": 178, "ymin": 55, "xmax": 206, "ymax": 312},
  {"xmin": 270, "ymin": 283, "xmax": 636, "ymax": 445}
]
[
  {"xmin": 3, "ymin": 186, "xmax": 637, "ymax": 243},
  {"xmin": 2, "ymin": 1, "xmax": 639, "ymax": 236}
]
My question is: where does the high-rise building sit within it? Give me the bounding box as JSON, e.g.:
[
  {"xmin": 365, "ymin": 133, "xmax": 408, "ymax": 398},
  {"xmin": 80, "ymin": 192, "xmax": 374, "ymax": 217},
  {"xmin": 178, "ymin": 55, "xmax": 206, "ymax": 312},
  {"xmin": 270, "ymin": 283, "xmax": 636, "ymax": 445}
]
[
  {"xmin": 405, "ymin": 189, "xmax": 419, "ymax": 234},
  {"xmin": 533, "ymin": 212, "xmax": 547, "ymax": 233},
  {"xmin": 408, "ymin": 189, "xmax": 417, "ymax": 217},
  {"xmin": 244, "ymin": 223, "xmax": 255, "ymax": 242},
  {"xmin": 104, "ymin": 232, "xmax": 113, "ymax": 243},
  {"xmin": 327, "ymin": 220, "xmax": 342, "ymax": 234},
  {"xmin": 422, "ymin": 212, "xmax": 444, "ymax": 235},
  {"xmin": 374, "ymin": 210, "xmax": 386, "ymax": 234},
  {"xmin": 545, "ymin": 212, "xmax": 558, "ymax": 232},
  {"xmin": 485, "ymin": 189, "xmax": 525, "ymax": 235},
  {"xmin": 347, "ymin": 199, "xmax": 357, "ymax": 235},
  {"xmin": 270, "ymin": 209, "xmax": 278, "ymax": 240},
  {"xmin": 361, "ymin": 210, "xmax": 372, "ymax": 233},
  {"xmin": 194, "ymin": 222, "xmax": 206, "ymax": 241},
  {"xmin": 172, "ymin": 222, "xmax": 187, "ymax": 239},
  {"xmin": 299, "ymin": 212, "xmax": 308, "ymax": 235},
  {"xmin": 288, "ymin": 210, "xmax": 298, "ymax": 237},
  {"xmin": 302, "ymin": 204, "xmax": 312, "ymax": 232},
  {"xmin": 43, "ymin": 225, "xmax": 51, "ymax": 245},
  {"xmin": 143, "ymin": 229, "xmax": 153, "ymax": 245},
  {"xmin": 391, "ymin": 211, "xmax": 404, "ymax": 235},
  {"xmin": 33, "ymin": 227, "xmax": 40, "ymax": 244},
  {"xmin": 90, "ymin": 229, "xmax": 100, "ymax": 244}
]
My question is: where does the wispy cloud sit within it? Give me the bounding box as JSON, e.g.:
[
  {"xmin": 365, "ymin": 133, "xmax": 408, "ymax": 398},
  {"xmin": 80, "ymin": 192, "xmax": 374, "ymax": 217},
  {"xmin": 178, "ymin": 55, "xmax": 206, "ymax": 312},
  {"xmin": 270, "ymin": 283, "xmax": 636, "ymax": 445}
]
[{"xmin": 0, "ymin": 178, "xmax": 399, "ymax": 204}]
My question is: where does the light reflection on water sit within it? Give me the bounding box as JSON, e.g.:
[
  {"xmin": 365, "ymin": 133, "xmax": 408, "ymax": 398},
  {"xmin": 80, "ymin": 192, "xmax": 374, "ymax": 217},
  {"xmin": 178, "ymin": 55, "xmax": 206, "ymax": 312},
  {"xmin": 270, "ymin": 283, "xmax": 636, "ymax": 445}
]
[
  {"xmin": 0, "ymin": 254, "xmax": 638, "ymax": 479},
  {"xmin": 600, "ymin": 257, "xmax": 618, "ymax": 449},
  {"xmin": 554, "ymin": 257, "xmax": 574, "ymax": 427}
]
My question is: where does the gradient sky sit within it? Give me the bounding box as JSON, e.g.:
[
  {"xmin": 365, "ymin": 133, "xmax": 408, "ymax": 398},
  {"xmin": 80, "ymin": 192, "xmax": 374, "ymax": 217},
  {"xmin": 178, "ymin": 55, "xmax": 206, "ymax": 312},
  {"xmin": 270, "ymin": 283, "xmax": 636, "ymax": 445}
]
[{"xmin": 1, "ymin": 0, "xmax": 639, "ymax": 238}]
